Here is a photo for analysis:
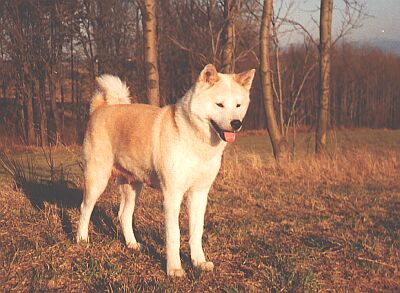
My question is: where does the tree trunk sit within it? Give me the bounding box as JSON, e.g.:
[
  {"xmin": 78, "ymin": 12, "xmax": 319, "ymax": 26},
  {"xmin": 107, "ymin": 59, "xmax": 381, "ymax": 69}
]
[
  {"xmin": 140, "ymin": 0, "xmax": 160, "ymax": 106},
  {"xmin": 70, "ymin": 32, "xmax": 74, "ymax": 106},
  {"xmin": 260, "ymin": 0, "xmax": 287, "ymax": 160},
  {"xmin": 23, "ymin": 78, "xmax": 36, "ymax": 145},
  {"xmin": 38, "ymin": 71, "xmax": 48, "ymax": 146},
  {"xmin": 48, "ymin": 71, "xmax": 60, "ymax": 144},
  {"xmin": 48, "ymin": 5, "xmax": 60, "ymax": 144},
  {"xmin": 315, "ymin": 0, "xmax": 333, "ymax": 154},
  {"xmin": 222, "ymin": 0, "xmax": 240, "ymax": 73},
  {"xmin": 60, "ymin": 84, "xmax": 65, "ymax": 140},
  {"xmin": 15, "ymin": 88, "xmax": 26, "ymax": 142},
  {"xmin": 75, "ymin": 76, "xmax": 84, "ymax": 144},
  {"xmin": 2, "ymin": 80, "xmax": 6, "ymax": 99}
]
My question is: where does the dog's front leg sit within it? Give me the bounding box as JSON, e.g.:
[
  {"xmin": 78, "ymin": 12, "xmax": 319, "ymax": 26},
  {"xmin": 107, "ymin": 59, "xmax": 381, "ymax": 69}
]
[
  {"xmin": 188, "ymin": 188, "xmax": 214, "ymax": 272},
  {"xmin": 164, "ymin": 189, "xmax": 185, "ymax": 277}
]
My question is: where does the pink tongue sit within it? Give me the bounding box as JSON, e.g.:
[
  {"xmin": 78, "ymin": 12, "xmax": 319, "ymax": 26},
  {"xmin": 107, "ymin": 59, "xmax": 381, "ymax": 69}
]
[{"xmin": 223, "ymin": 132, "xmax": 236, "ymax": 143}]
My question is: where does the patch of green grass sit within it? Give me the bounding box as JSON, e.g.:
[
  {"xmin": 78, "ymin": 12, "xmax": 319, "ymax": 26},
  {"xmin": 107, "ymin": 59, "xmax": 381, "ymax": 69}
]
[
  {"xmin": 231, "ymin": 128, "xmax": 400, "ymax": 158},
  {"xmin": 263, "ymin": 256, "xmax": 320, "ymax": 292},
  {"xmin": 73, "ymin": 257, "xmax": 125, "ymax": 291}
]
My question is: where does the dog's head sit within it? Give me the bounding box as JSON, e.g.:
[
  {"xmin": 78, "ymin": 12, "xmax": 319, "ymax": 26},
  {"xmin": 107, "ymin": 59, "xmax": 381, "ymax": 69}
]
[{"xmin": 191, "ymin": 64, "xmax": 255, "ymax": 143}]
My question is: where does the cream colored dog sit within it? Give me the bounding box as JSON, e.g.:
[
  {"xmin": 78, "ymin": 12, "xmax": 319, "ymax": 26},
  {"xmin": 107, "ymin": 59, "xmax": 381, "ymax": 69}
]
[{"xmin": 76, "ymin": 64, "xmax": 255, "ymax": 276}]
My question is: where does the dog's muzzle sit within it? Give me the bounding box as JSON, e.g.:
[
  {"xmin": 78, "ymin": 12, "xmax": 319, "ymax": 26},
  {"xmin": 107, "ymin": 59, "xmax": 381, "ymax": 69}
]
[{"xmin": 210, "ymin": 120, "xmax": 237, "ymax": 143}]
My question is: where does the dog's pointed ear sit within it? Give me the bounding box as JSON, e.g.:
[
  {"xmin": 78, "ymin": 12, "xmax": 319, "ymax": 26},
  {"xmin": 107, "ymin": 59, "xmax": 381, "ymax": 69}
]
[
  {"xmin": 198, "ymin": 64, "xmax": 220, "ymax": 86},
  {"xmin": 234, "ymin": 69, "xmax": 256, "ymax": 91}
]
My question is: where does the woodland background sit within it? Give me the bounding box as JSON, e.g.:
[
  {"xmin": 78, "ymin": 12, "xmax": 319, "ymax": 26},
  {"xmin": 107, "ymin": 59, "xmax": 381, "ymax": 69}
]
[{"xmin": 0, "ymin": 0, "xmax": 399, "ymax": 148}]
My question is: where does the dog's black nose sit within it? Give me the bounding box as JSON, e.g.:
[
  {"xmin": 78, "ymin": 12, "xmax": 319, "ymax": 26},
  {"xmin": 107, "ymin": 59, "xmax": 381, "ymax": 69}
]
[{"xmin": 230, "ymin": 120, "xmax": 242, "ymax": 131}]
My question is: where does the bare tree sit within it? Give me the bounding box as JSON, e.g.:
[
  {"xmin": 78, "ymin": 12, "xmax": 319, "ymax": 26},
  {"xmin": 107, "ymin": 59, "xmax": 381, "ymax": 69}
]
[
  {"xmin": 47, "ymin": 2, "xmax": 64, "ymax": 143},
  {"xmin": 278, "ymin": 0, "xmax": 366, "ymax": 153},
  {"xmin": 139, "ymin": 0, "xmax": 160, "ymax": 106},
  {"xmin": 5, "ymin": 1, "xmax": 37, "ymax": 145},
  {"xmin": 269, "ymin": 2, "xmax": 318, "ymax": 147},
  {"xmin": 260, "ymin": 0, "xmax": 287, "ymax": 160},
  {"xmin": 2, "ymin": 0, "xmax": 399, "ymax": 148},
  {"xmin": 221, "ymin": 0, "xmax": 241, "ymax": 73},
  {"xmin": 315, "ymin": 0, "xmax": 333, "ymax": 154}
]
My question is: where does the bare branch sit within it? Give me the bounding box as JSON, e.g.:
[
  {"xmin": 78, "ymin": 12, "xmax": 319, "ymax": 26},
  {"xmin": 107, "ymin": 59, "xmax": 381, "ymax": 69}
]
[
  {"xmin": 285, "ymin": 62, "xmax": 317, "ymax": 137},
  {"xmin": 167, "ymin": 36, "xmax": 209, "ymax": 64},
  {"xmin": 280, "ymin": 18, "xmax": 318, "ymax": 46}
]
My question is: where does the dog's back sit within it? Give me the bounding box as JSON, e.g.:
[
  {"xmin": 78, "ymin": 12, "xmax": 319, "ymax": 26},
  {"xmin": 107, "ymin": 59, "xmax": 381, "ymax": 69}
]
[{"xmin": 84, "ymin": 76, "xmax": 163, "ymax": 185}]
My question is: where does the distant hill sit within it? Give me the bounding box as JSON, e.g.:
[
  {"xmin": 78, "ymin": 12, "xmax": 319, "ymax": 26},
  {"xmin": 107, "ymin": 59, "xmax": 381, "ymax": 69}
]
[
  {"xmin": 284, "ymin": 38, "xmax": 400, "ymax": 56},
  {"xmin": 356, "ymin": 38, "xmax": 400, "ymax": 55}
]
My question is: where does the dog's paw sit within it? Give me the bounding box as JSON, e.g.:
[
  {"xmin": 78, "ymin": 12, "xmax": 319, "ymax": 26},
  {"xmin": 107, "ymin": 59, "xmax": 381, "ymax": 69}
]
[
  {"xmin": 76, "ymin": 234, "xmax": 89, "ymax": 244},
  {"xmin": 197, "ymin": 261, "xmax": 214, "ymax": 272},
  {"xmin": 167, "ymin": 268, "xmax": 186, "ymax": 277},
  {"xmin": 127, "ymin": 242, "xmax": 142, "ymax": 251}
]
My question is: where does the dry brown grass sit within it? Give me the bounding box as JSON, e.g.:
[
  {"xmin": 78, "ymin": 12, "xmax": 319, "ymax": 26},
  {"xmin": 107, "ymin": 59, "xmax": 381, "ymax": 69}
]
[{"xmin": 0, "ymin": 132, "xmax": 399, "ymax": 292}]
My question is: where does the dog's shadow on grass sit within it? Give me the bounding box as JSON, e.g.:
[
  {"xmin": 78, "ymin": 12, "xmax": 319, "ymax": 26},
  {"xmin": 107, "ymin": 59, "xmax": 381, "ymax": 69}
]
[
  {"xmin": 19, "ymin": 180, "xmax": 82, "ymax": 209},
  {"xmin": 134, "ymin": 226, "xmax": 192, "ymax": 273},
  {"xmin": 0, "ymin": 151, "xmax": 178, "ymax": 271},
  {"xmin": 110, "ymin": 206, "xmax": 191, "ymax": 272},
  {"xmin": 11, "ymin": 172, "xmax": 187, "ymax": 272},
  {"xmin": 135, "ymin": 228, "xmax": 167, "ymax": 270},
  {"xmin": 15, "ymin": 179, "xmax": 80, "ymax": 240},
  {"xmin": 17, "ymin": 179, "xmax": 116, "ymax": 242}
]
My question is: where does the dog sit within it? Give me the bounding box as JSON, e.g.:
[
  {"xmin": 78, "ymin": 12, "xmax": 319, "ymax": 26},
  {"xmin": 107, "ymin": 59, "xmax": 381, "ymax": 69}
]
[{"xmin": 76, "ymin": 64, "xmax": 255, "ymax": 276}]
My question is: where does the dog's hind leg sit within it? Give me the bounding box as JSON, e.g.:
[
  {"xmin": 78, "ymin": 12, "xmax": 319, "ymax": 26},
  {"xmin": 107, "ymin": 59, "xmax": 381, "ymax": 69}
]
[
  {"xmin": 118, "ymin": 180, "xmax": 142, "ymax": 250},
  {"xmin": 77, "ymin": 158, "xmax": 112, "ymax": 243},
  {"xmin": 117, "ymin": 178, "xmax": 126, "ymax": 220}
]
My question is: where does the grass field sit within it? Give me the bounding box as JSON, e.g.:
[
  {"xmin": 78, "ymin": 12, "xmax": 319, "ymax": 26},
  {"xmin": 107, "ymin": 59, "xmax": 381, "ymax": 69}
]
[{"xmin": 0, "ymin": 129, "xmax": 399, "ymax": 292}]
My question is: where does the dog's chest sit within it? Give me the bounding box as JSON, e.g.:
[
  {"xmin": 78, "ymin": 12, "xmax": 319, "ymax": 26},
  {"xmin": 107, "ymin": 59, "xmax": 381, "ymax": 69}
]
[{"xmin": 167, "ymin": 148, "xmax": 222, "ymax": 190}]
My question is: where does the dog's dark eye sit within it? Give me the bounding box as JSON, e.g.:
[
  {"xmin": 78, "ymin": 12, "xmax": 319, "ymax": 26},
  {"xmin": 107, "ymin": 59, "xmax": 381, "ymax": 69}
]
[
  {"xmin": 216, "ymin": 103, "xmax": 224, "ymax": 108},
  {"xmin": 236, "ymin": 104, "xmax": 241, "ymax": 108}
]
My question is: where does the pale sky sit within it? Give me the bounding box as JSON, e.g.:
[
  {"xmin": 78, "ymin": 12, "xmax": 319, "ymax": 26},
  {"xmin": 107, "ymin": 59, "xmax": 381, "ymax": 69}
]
[
  {"xmin": 351, "ymin": 0, "xmax": 400, "ymax": 41},
  {"xmin": 276, "ymin": 0, "xmax": 400, "ymax": 43}
]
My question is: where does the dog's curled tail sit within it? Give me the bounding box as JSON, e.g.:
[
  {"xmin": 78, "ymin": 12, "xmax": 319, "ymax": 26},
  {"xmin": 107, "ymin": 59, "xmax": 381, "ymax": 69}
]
[{"xmin": 90, "ymin": 74, "xmax": 131, "ymax": 114}]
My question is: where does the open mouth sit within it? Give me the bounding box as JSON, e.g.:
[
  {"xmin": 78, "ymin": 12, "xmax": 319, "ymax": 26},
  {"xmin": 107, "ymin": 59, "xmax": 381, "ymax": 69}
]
[{"xmin": 210, "ymin": 120, "xmax": 236, "ymax": 143}]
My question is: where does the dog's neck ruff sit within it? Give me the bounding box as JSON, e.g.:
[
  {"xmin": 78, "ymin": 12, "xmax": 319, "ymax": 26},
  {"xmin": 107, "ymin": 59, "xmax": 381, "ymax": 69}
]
[{"xmin": 175, "ymin": 90, "xmax": 226, "ymax": 151}]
